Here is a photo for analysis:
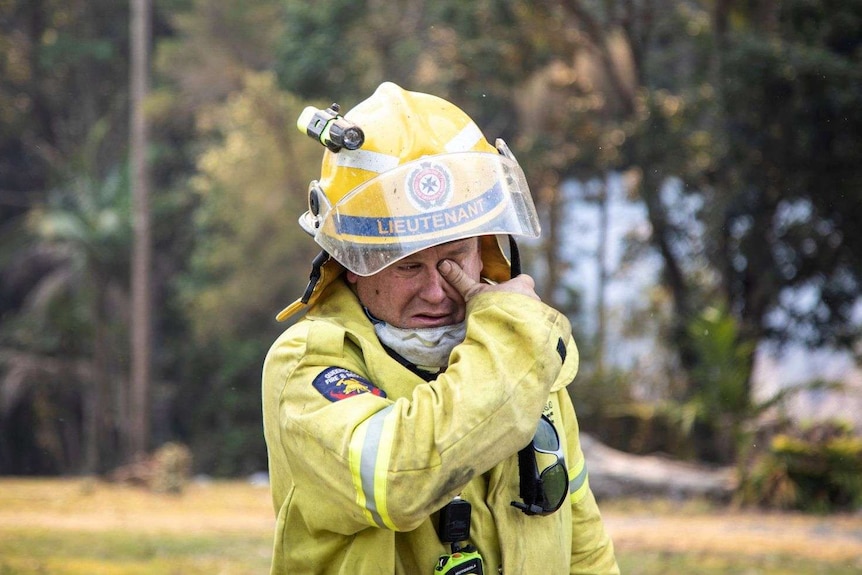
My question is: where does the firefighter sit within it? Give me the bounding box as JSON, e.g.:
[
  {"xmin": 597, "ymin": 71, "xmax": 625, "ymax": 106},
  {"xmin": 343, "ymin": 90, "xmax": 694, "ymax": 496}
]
[{"xmin": 262, "ymin": 82, "xmax": 619, "ymax": 574}]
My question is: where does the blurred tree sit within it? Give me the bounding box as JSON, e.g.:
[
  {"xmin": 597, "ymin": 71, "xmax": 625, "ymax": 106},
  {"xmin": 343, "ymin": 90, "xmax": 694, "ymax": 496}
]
[
  {"xmin": 0, "ymin": 0, "xmax": 132, "ymax": 221},
  {"xmin": 0, "ymin": 2, "xmax": 104, "ymax": 474},
  {"xmin": 173, "ymin": 72, "xmax": 320, "ymax": 474},
  {"xmin": 685, "ymin": 305, "xmax": 755, "ymax": 461},
  {"xmin": 0, "ymin": 158, "xmax": 131, "ymax": 474},
  {"xmin": 627, "ymin": 0, "xmax": 861, "ymax": 459},
  {"xmin": 155, "ymin": 0, "xmax": 284, "ymax": 112},
  {"xmin": 0, "ymin": 0, "xmax": 182, "ymax": 473},
  {"xmin": 276, "ymin": 0, "xmax": 368, "ymax": 102},
  {"xmin": 181, "ymin": 72, "xmax": 318, "ymax": 345},
  {"xmin": 715, "ymin": 0, "xmax": 862, "ymax": 352},
  {"xmin": 148, "ymin": 0, "xmax": 303, "ymax": 474},
  {"xmin": 621, "ymin": 0, "xmax": 861, "ymax": 459}
]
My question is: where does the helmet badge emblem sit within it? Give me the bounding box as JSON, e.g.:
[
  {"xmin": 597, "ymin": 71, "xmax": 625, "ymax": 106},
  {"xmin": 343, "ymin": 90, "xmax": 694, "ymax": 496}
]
[{"xmin": 406, "ymin": 161, "xmax": 454, "ymax": 212}]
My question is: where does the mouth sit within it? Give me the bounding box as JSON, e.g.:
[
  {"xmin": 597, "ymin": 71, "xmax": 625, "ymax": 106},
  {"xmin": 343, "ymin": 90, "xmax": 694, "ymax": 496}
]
[{"xmin": 411, "ymin": 312, "xmax": 455, "ymax": 327}]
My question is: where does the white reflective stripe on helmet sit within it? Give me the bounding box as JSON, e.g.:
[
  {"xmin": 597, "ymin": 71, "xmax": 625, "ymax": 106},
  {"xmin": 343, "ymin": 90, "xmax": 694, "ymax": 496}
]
[
  {"xmin": 335, "ymin": 148, "xmax": 401, "ymax": 174},
  {"xmin": 445, "ymin": 121, "xmax": 485, "ymax": 153}
]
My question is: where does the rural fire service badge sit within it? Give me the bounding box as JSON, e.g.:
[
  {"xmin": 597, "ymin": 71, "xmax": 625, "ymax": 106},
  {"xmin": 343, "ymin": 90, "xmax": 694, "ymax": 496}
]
[{"xmin": 312, "ymin": 367, "xmax": 387, "ymax": 402}]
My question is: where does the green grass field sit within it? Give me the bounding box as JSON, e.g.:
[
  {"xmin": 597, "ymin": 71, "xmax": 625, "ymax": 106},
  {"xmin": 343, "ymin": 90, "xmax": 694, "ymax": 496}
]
[{"xmin": 1, "ymin": 478, "xmax": 860, "ymax": 574}]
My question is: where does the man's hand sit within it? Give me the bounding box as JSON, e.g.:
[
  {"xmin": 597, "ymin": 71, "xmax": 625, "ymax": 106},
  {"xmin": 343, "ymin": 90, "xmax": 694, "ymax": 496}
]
[{"xmin": 438, "ymin": 259, "xmax": 540, "ymax": 302}]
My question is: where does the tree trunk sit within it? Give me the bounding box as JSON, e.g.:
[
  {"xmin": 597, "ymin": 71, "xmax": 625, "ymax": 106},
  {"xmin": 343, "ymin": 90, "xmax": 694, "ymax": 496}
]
[
  {"xmin": 595, "ymin": 178, "xmax": 609, "ymax": 377},
  {"xmin": 543, "ymin": 172, "xmax": 563, "ymax": 305},
  {"xmin": 129, "ymin": 0, "xmax": 152, "ymax": 460}
]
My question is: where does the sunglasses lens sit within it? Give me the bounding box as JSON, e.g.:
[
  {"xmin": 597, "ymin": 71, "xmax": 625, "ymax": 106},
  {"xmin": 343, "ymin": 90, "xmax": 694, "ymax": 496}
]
[
  {"xmin": 533, "ymin": 417, "xmax": 560, "ymax": 452},
  {"xmin": 540, "ymin": 462, "xmax": 568, "ymax": 512},
  {"xmin": 512, "ymin": 416, "xmax": 568, "ymax": 516}
]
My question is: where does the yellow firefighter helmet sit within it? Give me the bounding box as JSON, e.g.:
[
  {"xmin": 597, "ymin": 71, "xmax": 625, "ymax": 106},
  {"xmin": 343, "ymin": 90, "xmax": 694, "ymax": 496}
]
[{"xmin": 277, "ymin": 82, "xmax": 540, "ymax": 321}]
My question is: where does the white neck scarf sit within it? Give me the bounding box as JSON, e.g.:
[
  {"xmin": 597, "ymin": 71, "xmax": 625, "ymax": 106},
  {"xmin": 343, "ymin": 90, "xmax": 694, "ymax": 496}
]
[{"xmin": 373, "ymin": 321, "xmax": 467, "ymax": 369}]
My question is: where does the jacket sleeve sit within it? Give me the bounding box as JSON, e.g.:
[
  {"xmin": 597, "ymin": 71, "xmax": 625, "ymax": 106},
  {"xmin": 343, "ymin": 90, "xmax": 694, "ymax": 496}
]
[
  {"xmin": 557, "ymin": 379, "xmax": 620, "ymax": 574},
  {"xmin": 264, "ymin": 291, "xmax": 574, "ymax": 535}
]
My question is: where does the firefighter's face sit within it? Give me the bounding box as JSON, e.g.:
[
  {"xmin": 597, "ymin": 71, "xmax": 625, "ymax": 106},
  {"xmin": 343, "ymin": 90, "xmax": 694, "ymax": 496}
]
[{"xmin": 346, "ymin": 238, "xmax": 483, "ymax": 329}]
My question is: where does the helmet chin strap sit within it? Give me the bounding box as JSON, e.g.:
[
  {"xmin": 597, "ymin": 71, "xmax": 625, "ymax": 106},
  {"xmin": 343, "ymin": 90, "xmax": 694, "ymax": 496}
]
[
  {"xmin": 301, "ymin": 251, "xmax": 331, "ymax": 304},
  {"xmin": 508, "ymin": 235, "xmax": 521, "ymax": 278}
]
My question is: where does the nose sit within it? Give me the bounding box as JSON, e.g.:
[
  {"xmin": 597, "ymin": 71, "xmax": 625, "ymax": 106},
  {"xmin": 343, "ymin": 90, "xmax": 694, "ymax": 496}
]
[{"xmin": 418, "ymin": 267, "xmax": 450, "ymax": 303}]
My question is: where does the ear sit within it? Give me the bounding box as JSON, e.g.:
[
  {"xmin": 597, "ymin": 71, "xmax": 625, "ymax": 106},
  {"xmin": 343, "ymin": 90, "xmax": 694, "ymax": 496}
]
[{"xmin": 345, "ymin": 271, "xmax": 359, "ymax": 285}]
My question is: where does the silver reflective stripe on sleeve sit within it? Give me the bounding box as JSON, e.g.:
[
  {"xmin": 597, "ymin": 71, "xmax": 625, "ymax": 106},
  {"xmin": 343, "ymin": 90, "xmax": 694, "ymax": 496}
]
[
  {"xmin": 350, "ymin": 404, "xmax": 396, "ymax": 529},
  {"xmin": 569, "ymin": 459, "xmax": 589, "ymax": 503}
]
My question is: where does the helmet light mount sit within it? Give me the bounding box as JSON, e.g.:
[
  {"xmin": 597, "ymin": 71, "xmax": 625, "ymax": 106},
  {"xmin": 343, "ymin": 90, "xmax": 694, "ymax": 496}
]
[
  {"xmin": 302, "ymin": 180, "xmax": 331, "ymax": 233},
  {"xmin": 297, "ymin": 103, "xmax": 365, "ymax": 152}
]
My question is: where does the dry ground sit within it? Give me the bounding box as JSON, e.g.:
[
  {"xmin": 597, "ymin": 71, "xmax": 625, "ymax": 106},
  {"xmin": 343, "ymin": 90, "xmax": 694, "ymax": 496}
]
[
  {"xmin": 0, "ymin": 477, "xmax": 273, "ymax": 534},
  {"xmin": 600, "ymin": 498, "xmax": 862, "ymax": 566},
  {"xmin": 1, "ymin": 478, "xmax": 861, "ymax": 572}
]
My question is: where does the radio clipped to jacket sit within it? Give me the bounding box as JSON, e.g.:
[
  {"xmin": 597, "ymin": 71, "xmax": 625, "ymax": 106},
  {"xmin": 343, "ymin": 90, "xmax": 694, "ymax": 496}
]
[{"xmin": 434, "ymin": 497, "xmax": 484, "ymax": 574}]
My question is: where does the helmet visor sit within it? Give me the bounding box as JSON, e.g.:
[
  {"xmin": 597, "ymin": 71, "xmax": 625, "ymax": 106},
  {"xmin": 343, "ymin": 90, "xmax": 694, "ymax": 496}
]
[{"xmin": 312, "ymin": 152, "xmax": 540, "ymax": 276}]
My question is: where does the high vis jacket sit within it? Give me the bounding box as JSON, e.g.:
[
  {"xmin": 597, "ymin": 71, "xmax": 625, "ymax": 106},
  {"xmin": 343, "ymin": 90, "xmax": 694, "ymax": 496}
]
[{"xmin": 262, "ymin": 279, "xmax": 619, "ymax": 574}]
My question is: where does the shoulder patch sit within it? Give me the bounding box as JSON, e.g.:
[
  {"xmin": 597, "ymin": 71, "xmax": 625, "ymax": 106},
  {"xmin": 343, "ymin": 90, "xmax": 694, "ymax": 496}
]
[{"xmin": 312, "ymin": 367, "xmax": 387, "ymax": 402}]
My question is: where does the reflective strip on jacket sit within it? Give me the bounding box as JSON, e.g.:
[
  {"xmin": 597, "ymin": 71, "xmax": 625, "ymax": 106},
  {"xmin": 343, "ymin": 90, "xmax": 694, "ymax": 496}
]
[{"xmin": 262, "ymin": 278, "xmax": 619, "ymax": 574}]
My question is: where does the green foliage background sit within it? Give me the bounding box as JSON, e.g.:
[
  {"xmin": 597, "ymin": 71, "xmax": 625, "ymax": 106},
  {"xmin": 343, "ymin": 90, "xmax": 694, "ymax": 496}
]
[{"xmin": 0, "ymin": 0, "xmax": 860, "ymax": 494}]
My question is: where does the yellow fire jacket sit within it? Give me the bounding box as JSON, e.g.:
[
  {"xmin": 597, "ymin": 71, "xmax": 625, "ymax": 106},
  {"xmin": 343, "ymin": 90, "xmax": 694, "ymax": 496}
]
[{"xmin": 262, "ymin": 279, "xmax": 619, "ymax": 574}]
